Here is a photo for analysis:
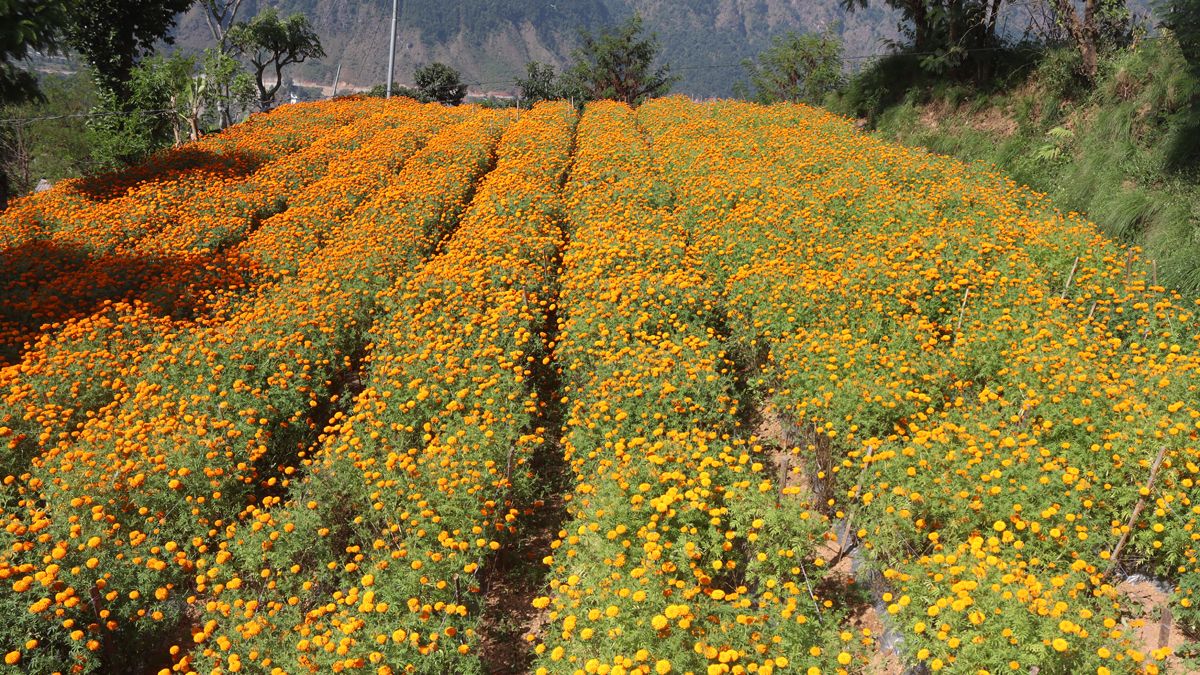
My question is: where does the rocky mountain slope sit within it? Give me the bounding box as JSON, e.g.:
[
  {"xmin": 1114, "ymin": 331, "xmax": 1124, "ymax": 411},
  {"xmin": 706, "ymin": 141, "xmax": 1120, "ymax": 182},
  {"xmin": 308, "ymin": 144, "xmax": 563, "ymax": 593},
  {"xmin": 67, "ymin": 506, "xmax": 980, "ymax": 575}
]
[{"xmin": 169, "ymin": 0, "xmax": 902, "ymax": 98}]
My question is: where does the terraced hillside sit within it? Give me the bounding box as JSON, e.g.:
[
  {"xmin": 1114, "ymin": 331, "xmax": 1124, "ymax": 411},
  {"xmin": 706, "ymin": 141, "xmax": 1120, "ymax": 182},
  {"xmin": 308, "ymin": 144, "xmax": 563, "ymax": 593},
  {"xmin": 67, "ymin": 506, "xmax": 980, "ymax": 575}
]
[{"xmin": 1, "ymin": 96, "xmax": 1197, "ymax": 675}]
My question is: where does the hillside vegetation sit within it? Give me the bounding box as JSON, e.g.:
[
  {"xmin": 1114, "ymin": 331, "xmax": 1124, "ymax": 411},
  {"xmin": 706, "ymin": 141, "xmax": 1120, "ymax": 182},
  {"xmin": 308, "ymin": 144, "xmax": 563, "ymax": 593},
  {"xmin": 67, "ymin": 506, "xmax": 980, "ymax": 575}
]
[
  {"xmin": 166, "ymin": 0, "xmax": 901, "ymax": 96},
  {"xmin": 829, "ymin": 38, "xmax": 1200, "ymax": 295},
  {"xmin": 0, "ymin": 96, "xmax": 1198, "ymax": 675}
]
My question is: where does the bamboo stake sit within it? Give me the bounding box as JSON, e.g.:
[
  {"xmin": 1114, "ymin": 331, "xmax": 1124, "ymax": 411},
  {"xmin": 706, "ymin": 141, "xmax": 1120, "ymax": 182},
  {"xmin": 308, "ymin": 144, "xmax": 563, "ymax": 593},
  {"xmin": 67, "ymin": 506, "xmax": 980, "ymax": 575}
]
[
  {"xmin": 1087, "ymin": 300, "xmax": 1098, "ymax": 321},
  {"xmin": 1061, "ymin": 256, "xmax": 1080, "ymax": 300},
  {"xmin": 829, "ymin": 442, "xmax": 878, "ymax": 568},
  {"xmin": 797, "ymin": 559, "xmax": 824, "ymax": 626},
  {"xmin": 1106, "ymin": 445, "xmax": 1169, "ymax": 573},
  {"xmin": 955, "ymin": 287, "xmax": 971, "ymax": 333}
]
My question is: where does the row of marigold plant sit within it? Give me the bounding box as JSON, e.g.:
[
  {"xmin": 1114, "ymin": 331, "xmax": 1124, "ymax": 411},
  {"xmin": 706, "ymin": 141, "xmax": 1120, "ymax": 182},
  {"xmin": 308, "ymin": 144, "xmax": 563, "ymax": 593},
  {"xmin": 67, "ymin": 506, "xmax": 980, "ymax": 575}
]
[
  {"xmin": 528, "ymin": 101, "xmax": 871, "ymax": 675},
  {"xmin": 639, "ymin": 96, "xmax": 1199, "ymax": 675},
  {"xmin": 170, "ymin": 100, "xmax": 577, "ymax": 675},
  {"xmin": 0, "ymin": 98, "xmax": 437, "ymax": 368},
  {"xmin": 0, "ymin": 103, "xmax": 504, "ymax": 673}
]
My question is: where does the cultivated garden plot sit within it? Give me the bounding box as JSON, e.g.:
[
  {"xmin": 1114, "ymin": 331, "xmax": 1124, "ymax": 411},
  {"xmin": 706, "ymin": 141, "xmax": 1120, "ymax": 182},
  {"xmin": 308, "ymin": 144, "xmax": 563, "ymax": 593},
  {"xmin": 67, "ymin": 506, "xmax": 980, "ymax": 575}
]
[{"xmin": 0, "ymin": 97, "xmax": 1197, "ymax": 675}]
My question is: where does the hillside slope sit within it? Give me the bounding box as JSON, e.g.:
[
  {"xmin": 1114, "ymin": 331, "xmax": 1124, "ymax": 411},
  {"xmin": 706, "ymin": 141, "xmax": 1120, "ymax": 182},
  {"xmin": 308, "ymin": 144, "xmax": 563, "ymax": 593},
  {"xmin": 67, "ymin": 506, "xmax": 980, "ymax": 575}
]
[
  {"xmin": 828, "ymin": 41, "xmax": 1200, "ymax": 293},
  {"xmin": 168, "ymin": 0, "xmax": 901, "ymax": 97}
]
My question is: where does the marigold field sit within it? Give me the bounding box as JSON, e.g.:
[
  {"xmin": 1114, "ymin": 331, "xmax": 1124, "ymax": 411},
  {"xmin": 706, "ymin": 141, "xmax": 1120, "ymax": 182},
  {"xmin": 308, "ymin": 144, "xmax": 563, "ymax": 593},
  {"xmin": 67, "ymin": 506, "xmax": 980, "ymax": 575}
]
[{"xmin": 1, "ymin": 96, "xmax": 1198, "ymax": 675}]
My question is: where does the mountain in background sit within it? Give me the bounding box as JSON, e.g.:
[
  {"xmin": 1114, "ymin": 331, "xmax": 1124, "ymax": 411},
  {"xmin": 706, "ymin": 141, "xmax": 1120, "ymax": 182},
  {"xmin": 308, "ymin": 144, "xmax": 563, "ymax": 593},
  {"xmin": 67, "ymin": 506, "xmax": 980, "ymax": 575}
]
[{"xmin": 168, "ymin": 0, "xmax": 904, "ymax": 98}]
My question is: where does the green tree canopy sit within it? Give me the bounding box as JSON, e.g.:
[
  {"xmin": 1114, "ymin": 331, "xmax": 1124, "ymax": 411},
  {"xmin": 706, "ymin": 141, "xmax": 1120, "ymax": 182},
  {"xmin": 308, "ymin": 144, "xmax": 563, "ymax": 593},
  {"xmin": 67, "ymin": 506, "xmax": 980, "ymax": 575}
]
[
  {"xmin": 414, "ymin": 62, "xmax": 467, "ymax": 106},
  {"xmin": 61, "ymin": 0, "xmax": 195, "ymax": 102},
  {"xmin": 734, "ymin": 22, "xmax": 846, "ymax": 105},
  {"xmin": 514, "ymin": 61, "xmax": 561, "ymax": 103},
  {"xmin": 228, "ymin": 7, "xmax": 324, "ymax": 111},
  {"xmin": 1, "ymin": 0, "xmax": 69, "ymax": 106},
  {"xmin": 197, "ymin": 0, "xmax": 247, "ymax": 54},
  {"xmin": 85, "ymin": 56, "xmax": 175, "ymax": 168},
  {"xmin": 562, "ymin": 14, "xmax": 678, "ymax": 106},
  {"xmin": 1156, "ymin": 0, "xmax": 1200, "ymax": 74},
  {"xmin": 841, "ymin": 0, "xmax": 1009, "ymax": 84}
]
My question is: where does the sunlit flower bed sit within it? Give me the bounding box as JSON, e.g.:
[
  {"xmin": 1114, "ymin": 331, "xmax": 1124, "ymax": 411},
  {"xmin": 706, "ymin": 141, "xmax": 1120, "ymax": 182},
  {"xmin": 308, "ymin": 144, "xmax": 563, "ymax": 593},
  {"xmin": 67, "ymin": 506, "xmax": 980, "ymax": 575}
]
[{"xmin": 1, "ymin": 97, "xmax": 1196, "ymax": 675}]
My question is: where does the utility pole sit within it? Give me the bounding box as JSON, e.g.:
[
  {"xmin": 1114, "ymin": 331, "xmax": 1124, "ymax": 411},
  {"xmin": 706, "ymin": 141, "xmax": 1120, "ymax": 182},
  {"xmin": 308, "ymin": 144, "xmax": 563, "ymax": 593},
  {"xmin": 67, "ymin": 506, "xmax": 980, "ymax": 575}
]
[
  {"xmin": 332, "ymin": 63, "xmax": 341, "ymax": 98},
  {"xmin": 386, "ymin": 0, "xmax": 399, "ymax": 98}
]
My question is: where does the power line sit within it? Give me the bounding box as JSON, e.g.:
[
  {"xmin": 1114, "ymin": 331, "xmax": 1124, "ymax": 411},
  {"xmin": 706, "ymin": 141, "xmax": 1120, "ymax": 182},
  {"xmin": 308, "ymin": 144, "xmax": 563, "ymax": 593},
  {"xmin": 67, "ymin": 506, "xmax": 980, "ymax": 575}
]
[{"xmin": 0, "ymin": 107, "xmax": 182, "ymax": 126}]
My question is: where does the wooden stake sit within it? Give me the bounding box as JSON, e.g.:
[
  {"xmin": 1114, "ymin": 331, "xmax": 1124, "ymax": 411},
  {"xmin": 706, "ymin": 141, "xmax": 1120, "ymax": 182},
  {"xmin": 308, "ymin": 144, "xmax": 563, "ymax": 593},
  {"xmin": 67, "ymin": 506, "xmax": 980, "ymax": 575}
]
[
  {"xmin": 955, "ymin": 287, "xmax": 971, "ymax": 333},
  {"xmin": 829, "ymin": 442, "xmax": 878, "ymax": 568},
  {"xmin": 797, "ymin": 559, "xmax": 824, "ymax": 626},
  {"xmin": 1106, "ymin": 445, "xmax": 1169, "ymax": 573},
  {"xmin": 1087, "ymin": 300, "xmax": 1098, "ymax": 321},
  {"xmin": 1153, "ymin": 259, "xmax": 1158, "ymax": 289},
  {"xmin": 1158, "ymin": 608, "xmax": 1173, "ymax": 650},
  {"xmin": 1125, "ymin": 249, "xmax": 1134, "ymax": 281},
  {"xmin": 1061, "ymin": 256, "xmax": 1079, "ymax": 300}
]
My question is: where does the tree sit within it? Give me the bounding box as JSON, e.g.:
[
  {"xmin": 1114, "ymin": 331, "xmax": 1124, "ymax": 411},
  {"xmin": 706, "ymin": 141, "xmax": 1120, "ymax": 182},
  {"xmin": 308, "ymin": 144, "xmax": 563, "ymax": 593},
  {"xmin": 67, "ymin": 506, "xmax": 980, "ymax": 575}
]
[
  {"xmin": 227, "ymin": 8, "xmax": 325, "ymax": 112},
  {"xmin": 561, "ymin": 14, "xmax": 678, "ymax": 106},
  {"xmin": 414, "ymin": 62, "xmax": 467, "ymax": 106},
  {"xmin": 201, "ymin": 47, "xmax": 256, "ymax": 128},
  {"xmin": 1, "ymin": 0, "xmax": 68, "ymax": 106},
  {"xmin": 1053, "ymin": 0, "xmax": 1104, "ymax": 79},
  {"xmin": 514, "ymin": 61, "xmax": 561, "ymax": 103},
  {"xmin": 367, "ymin": 82, "xmax": 426, "ymax": 101},
  {"xmin": 86, "ymin": 58, "xmax": 175, "ymax": 168},
  {"xmin": 1, "ymin": 71, "xmax": 96, "ymax": 208},
  {"xmin": 733, "ymin": 23, "xmax": 846, "ymax": 105},
  {"xmin": 1155, "ymin": 0, "xmax": 1200, "ymax": 74},
  {"xmin": 842, "ymin": 0, "xmax": 1009, "ymax": 85},
  {"xmin": 160, "ymin": 51, "xmax": 202, "ymax": 145},
  {"xmin": 197, "ymin": 0, "xmax": 246, "ymax": 54},
  {"xmin": 61, "ymin": 0, "xmax": 195, "ymax": 103}
]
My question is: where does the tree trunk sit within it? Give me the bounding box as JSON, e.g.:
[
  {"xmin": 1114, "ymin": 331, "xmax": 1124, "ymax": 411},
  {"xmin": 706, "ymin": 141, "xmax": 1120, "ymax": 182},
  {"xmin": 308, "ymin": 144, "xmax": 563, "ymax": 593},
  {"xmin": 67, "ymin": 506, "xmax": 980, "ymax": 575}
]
[{"xmin": 1053, "ymin": 0, "xmax": 1099, "ymax": 80}]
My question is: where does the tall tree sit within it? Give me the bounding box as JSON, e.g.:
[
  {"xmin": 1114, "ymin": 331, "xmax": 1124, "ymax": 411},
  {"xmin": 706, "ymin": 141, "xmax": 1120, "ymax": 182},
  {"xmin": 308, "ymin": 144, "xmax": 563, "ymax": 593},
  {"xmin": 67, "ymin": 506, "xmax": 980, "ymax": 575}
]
[
  {"xmin": 201, "ymin": 47, "xmax": 256, "ymax": 128},
  {"xmin": 514, "ymin": 61, "xmax": 561, "ymax": 104},
  {"xmin": 842, "ymin": 0, "xmax": 1009, "ymax": 84},
  {"xmin": 227, "ymin": 7, "xmax": 325, "ymax": 111},
  {"xmin": 414, "ymin": 62, "xmax": 467, "ymax": 106},
  {"xmin": 1053, "ymin": 0, "xmax": 1103, "ymax": 79},
  {"xmin": 61, "ymin": 0, "xmax": 195, "ymax": 102},
  {"xmin": 197, "ymin": 0, "xmax": 246, "ymax": 54},
  {"xmin": 1, "ymin": 0, "xmax": 68, "ymax": 106},
  {"xmin": 562, "ymin": 14, "xmax": 678, "ymax": 106},
  {"xmin": 734, "ymin": 23, "xmax": 846, "ymax": 105},
  {"xmin": 2, "ymin": 0, "xmax": 69, "ymax": 209},
  {"xmin": 1155, "ymin": 0, "xmax": 1199, "ymax": 73}
]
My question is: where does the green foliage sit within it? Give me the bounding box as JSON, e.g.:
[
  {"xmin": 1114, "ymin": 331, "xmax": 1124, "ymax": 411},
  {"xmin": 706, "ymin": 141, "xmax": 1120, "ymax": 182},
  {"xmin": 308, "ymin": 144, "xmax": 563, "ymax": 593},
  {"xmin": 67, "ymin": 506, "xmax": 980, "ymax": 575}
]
[
  {"xmin": 228, "ymin": 7, "xmax": 325, "ymax": 111},
  {"xmin": 562, "ymin": 14, "xmax": 679, "ymax": 106},
  {"xmin": 414, "ymin": 62, "xmax": 467, "ymax": 106},
  {"xmin": 366, "ymin": 81, "xmax": 427, "ymax": 102},
  {"xmin": 60, "ymin": 0, "xmax": 194, "ymax": 102},
  {"xmin": 0, "ymin": 0, "xmax": 68, "ymax": 105},
  {"xmin": 1155, "ymin": 0, "xmax": 1200, "ymax": 74},
  {"xmin": 474, "ymin": 95, "xmax": 518, "ymax": 109},
  {"xmin": 514, "ymin": 61, "xmax": 561, "ymax": 103},
  {"xmin": 842, "ymin": 0, "xmax": 1008, "ymax": 83},
  {"xmin": 0, "ymin": 71, "xmax": 96, "ymax": 200},
  {"xmin": 201, "ymin": 46, "xmax": 257, "ymax": 128},
  {"xmin": 733, "ymin": 22, "xmax": 846, "ymax": 105},
  {"xmin": 85, "ymin": 58, "xmax": 176, "ymax": 169}
]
